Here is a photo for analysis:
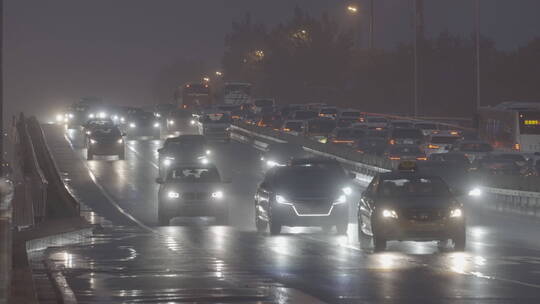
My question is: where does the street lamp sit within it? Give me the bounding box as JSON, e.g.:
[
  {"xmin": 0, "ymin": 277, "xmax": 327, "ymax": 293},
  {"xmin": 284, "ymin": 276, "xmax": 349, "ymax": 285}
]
[{"xmin": 347, "ymin": 3, "xmax": 374, "ymax": 50}]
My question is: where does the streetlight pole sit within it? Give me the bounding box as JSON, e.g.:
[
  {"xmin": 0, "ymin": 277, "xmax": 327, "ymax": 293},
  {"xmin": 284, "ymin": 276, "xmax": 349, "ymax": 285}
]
[
  {"xmin": 369, "ymin": 0, "xmax": 374, "ymax": 50},
  {"xmin": 475, "ymin": 0, "xmax": 481, "ymax": 111},
  {"xmin": 413, "ymin": 0, "xmax": 424, "ymax": 117}
]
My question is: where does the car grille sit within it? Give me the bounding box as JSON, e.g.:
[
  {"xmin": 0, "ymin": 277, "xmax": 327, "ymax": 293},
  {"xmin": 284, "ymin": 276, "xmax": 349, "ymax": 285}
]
[
  {"xmin": 403, "ymin": 209, "xmax": 445, "ymax": 222},
  {"xmin": 292, "ymin": 199, "xmax": 333, "ymax": 215},
  {"xmin": 183, "ymin": 192, "xmax": 211, "ymax": 200}
]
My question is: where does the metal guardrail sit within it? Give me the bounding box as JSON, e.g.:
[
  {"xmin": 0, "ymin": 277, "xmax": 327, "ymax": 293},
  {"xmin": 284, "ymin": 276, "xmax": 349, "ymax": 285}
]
[{"xmin": 230, "ymin": 122, "xmax": 540, "ymax": 204}]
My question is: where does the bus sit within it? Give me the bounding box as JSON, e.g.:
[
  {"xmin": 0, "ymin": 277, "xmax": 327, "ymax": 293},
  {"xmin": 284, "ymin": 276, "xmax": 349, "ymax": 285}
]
[
  {"xmin": 176, "ymin": 82, "xmax": 212, "ymax": 109},
  {"xmin": 478, "ymin": 102, "xmax": 540, "ymax": 153}
]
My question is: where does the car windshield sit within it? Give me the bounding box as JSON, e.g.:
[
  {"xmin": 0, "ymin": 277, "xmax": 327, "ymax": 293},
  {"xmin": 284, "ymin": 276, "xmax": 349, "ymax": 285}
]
[
  {"xmin": 415, "ymin": 123, "xmax": 438, "ymax": 130},
  {"xmin": 392, "ymin": 129, "xmax": 423, "ymax": 139},
  {"xmin": 431, "ymin": 136, "xmax": 460, "ymax": 144},
  {"xmin": 459, "ymin": 143, "xmax": 493, "ymax": 152},
  {"xmin": 284, "ymin": 121, "xmax": 303, "ymax": 131},
  {"xmin": 93, "ymin": 127, "xmax": 121, "ymax": 137},
  {"xmin": 390, "ymin": 146, "xmax": 423, "ymax": 155},
  {"xmin": 307, "ymin": 120, "xmax": 336, "ymax": 133},
  {"xmin": 294, "ymin": 111, "xmax": 318, "ymax": 120},
  {"xmin": 168, "ymin": 168, "xmax": 220, "ymax": 183},
  {"xmin": 378, "ymin": 176, "xmax": 451, "ymax": 197}
]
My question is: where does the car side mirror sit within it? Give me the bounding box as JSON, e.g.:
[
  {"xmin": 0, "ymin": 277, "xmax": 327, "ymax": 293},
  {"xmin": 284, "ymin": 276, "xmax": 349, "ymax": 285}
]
[{"xmin": 155, "ymin": 177, "xmax": 164, "ymax": 184}]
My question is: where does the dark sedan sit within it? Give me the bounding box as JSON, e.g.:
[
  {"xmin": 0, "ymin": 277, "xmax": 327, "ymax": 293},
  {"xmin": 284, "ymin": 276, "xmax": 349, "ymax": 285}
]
[
  {"xmin": 358, "ymin": 170, "xmax": 465, "ymax": 251},
  {"xmin": 86, "ymin": 126, "xmax": 125, "ymax": 160}
]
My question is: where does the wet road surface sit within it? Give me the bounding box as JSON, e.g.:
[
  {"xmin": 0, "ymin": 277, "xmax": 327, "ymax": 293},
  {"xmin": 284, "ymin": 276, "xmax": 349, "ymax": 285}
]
[{"xmin": 41, "ymin": 125, "xmax": 540, "ymax": 303}]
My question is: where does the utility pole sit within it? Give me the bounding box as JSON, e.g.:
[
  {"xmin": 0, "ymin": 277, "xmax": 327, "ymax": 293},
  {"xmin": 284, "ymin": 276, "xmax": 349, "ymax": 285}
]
[
  {"xmin": 475, "ymin": 0, "xmax": 481, "ymax": 111},
  {"xmin": 0, "ymin": 0, "xmax": 3, "ymax": 174},
  {"xmin": 369, "ymin": 0, "xmax": 374, "ymax": 50},
  {"xmin": 413, "ymin": 0, "xmax": 424, "ymax": 117}
]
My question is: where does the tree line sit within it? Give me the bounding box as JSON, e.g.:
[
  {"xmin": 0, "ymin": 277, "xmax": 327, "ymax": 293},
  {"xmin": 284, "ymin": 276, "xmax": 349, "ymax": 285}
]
[{"xmin": 221, "ymin": 7, "xmax": 540, "ymax": 117}]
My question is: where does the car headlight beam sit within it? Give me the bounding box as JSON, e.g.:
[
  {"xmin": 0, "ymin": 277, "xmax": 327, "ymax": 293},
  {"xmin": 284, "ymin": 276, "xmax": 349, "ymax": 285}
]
[
  {"xmin": 333, "ymin": 194, "xmax": 347, "ymax": 205},
  {"xmin": 342, "ymin": 187, "xmax": 352, "ymax": 196},
  {"xmin": 276, "ymin": 195, "xmax": 292, "ymax": 205},
  {"xmin": 468, "ymin": 188, "xmax": 482, "ymax": 197},
  {"xmin": 129, "ymin": 123, "xmax": 136, "ymax": 128},
  {"xmin": 90, "ymin": 139, "xmax": 97, "ymax": 144},
  {"xmin": 382, "ymin": 209, "xmax": 398, "ymax": 219}
]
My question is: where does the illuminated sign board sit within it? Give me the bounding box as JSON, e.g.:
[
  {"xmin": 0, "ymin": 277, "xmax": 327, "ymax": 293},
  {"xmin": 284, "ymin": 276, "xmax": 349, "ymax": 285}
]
[{"xmin": 524, "ymin": 120, "xmax": 540, "ymax": 126}]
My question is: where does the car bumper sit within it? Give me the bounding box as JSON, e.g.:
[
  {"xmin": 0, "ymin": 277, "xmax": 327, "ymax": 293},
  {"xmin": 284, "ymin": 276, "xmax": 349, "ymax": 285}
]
[
  {"xmin": 160, "ymin": 200, "xmax": 226, "ymax": 217},
  {"xmin": 373, "ymin": 218, "xmax": 464, "ymax": 241},
  {"xmin": 272, "ymin": 203, "xmax": 348, "ymax": 227}
]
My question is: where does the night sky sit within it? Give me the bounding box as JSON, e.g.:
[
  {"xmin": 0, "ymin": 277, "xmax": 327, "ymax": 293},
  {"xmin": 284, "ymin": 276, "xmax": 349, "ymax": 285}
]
[{"xmin": 5, "ymin": 0, "xmax": 540, "ymax": 119}]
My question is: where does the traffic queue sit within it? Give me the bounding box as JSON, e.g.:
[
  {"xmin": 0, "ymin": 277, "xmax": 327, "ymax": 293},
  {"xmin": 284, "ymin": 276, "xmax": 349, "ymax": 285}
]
[{"xmin": 54, "ymin": 97, "xmax": 540, "ymax": 253}]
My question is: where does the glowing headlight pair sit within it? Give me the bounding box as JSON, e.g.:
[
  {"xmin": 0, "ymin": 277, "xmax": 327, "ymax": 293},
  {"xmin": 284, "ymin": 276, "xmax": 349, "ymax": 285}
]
[
  {"xmin": 468, "ymin": 188, "xmax": 482, "ymax": 197},
  {"xmin": 382, "ymin": 209, "xmax": 398, "ymax": 219},
  {"xmin": 450, "ymin": 208, "xmax": 463, "ymax": 218},
  {"xmin": 276, "ymin": 194, "xmax": 346, "ymax": 206},
  {"xmin": 163, "ymin": 157, "xmax": 174, "ymax": 166},
  {"xmin": 167, "ymin": 191, "xmax": 223, "ymax": 199},
  {"xmin": 266, "ymin": 160, "xmax": 279, "ymax": 168}
]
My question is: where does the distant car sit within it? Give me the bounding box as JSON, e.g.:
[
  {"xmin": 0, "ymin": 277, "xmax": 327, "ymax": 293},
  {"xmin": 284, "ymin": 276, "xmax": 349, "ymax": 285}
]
[
  {"xmin": 279, "ymin": 104, "xmax": 305, "ymax": 119},
  {"xmin": 260, "ymin": 143, "xmax": 308, "ymax": 169},
  {"xmin": 318, "ymin": 106, "xmax": 338, "ymax": 119},
  {"xmin": 291, "ymin": 110, "xmax": 318, "ymax": 121},
  {"xmin": 384, "ymin": 145, "xmax": 427, "ymax": 162},
  {"xmin": 358, "ymin": 167, "xmax": 466, "ymax": 251},
  {"xmin": 255, "ymin": 158, "xmax": 352, "ymax": 235},
  {"xmin": 157, "ymin": 135, "xmax": 211, "ymax": 178},
  {"xmin": 388, "ymin": 128, "xmax": 424, "ymax": 145},
  {"xmin": 165, "ymin": 109, "xmax": 195, "ymax": 134},
  {"xmin": 450, "ymin": 140, "xmax": 493, "ymax": 162},
  {"xmin": 355, "ymin": 137, "xmax": 388, "ymax": 156},
  {"xmin": 414, "ymin": 122, "xmax": 440, "ymax": 136},
  {"xmin": 82, "ymin": 118, "xmax": 116, "ymax": 147},
  {"xmin": 429, "ymin": 152, "xmax": 471, "ymax": 167},
  {"xmin": 390, "ymin": 120, "xmax": 415, "ymax": 129},
  {"xmin": 156, "ymin": 164, "xmax": 228, "ymax": 225},
  {"xmin": 195, "ymin": 112, "xmax": 232, "ymax": 142},
  {"xmin": 338, "ymin": 109, "xmax": 364, "ymax": 124},
  {"xmin": 126, "ymin": 110, "xmax": 161, "ymax": 139},
  {"xmin": 328, "ymin": 128, "xmax": 366, "ymax": 146},
  {"xmin": 423, "ymin": 132, "xmax": 462, "ymax": 155},
  {"xmin": 255, "ymin": 114, "xmax": 282, "ymax": 130},
  {"xmin": 86, "ymin": 125, "xmax": 125, "ymax": 160},
  {"xmin": 281, "ymin": 120, "xmax": 305, "ymax": 135}
]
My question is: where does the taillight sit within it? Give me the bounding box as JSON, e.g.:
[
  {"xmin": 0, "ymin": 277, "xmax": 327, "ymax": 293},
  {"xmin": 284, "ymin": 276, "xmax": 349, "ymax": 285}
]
[
  {"xmin": 428, "ymin": 144, "xmax": 440, "ymax": 149},
  {"xmin": 514, "ymin": 143, "xmax": 521, "ymax": 151},
  {"xmin": 389, "ymin": 156, "xmax": 401, "ymax": 160},
  {"xmin": 416, "ymin": 156, "xmax": 428, "ymax": 161},
  {"xmin": 389, "ymin": 139, "xmax": 396, "ymax": 145}
]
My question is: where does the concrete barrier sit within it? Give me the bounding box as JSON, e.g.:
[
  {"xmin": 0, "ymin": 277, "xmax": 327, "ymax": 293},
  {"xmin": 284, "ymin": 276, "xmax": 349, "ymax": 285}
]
[{"xmin": 0, "ymin": 177, "xmax": 14, "ymax": 304}]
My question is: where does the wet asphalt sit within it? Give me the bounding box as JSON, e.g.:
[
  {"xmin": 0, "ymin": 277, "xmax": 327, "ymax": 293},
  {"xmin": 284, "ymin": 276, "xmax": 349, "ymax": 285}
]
[{"xmin": 41, "ymin": 124, "xmax": 540, "ymax": 303}]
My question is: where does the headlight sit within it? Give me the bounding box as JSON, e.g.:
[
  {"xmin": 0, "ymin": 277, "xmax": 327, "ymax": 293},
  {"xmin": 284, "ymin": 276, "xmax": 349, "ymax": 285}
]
[
  {"xmin": 168, "ymin": 120, "xmax": 175, "ymax": 125},
  {"xmin": 120, "ymin": 117, "xmax": 125, "ymax": 123},
  {"xmin": 266, "ymin": 160, "xmax": 278, "ymax": 168},
  {"xmin": 211, "ymin": 191, "xmax": 224, "ymax": 199},
  {"xmin": 88, "ymin": 113, "xmax": 95, "ymax": 118},
  {"xmin": 333, "ymin": 194, "xmax": 347, "ymax": 205},
  {"xmin": 163, "ymin": 158, "xmax": 174, "ymax": 166},
  {"xmin": 112, "ymin": 115, "xmax": 119, "ymax": 120},
  {"xmin": 86, "ymin": 130, "xmax": 92, "ymax": 135},
  {"xmin": 117, "ymin": 138, "xmax": 123, "ymax": 144},
  {"xmin": 129, "ymin": 123, "xmax": 136, "ymax": 128},
  {"xmin": 167, "ymin": 191, "xmax": 180, "ymax": 199},
  {"xmin": 98, "ymin": 112, "xmax": 107, "ymax": 118},
  {"xmin": 56, "ymin": 114, "xmax": 63, "ymax": 122},
  {"xmin": 90, "ymin": 139, "xmax": 97, "ymax": 144},
  {"xmin": 156, "ymin": 113, "xmax": 161, "ymax": 118},
  {"xmin": 382, "ymin": 209, "xmax": 398, "ymax": 219},
  {"xmin": 190, "ymin": 120, "xmax": 195, "ymax": 125},
  {"xmin": 342, "ymin": 187, "xmax": 352, "ymax": 196},
  {"xmin": 154, "ymin": 122, "xmax": 160, "ymax": 128},
  {"xmin": 450, "ymin": 208, "xmax": 463, "ymax": 218},
  {"xmin": 206, "ymin": 150, "xmax": 211, "ymax": 155},
  {"xmin": 468, "ymin": 188, "xmax": 482, "ymax": 197},
  {"xmin": 199, "ymin": 157, "xmax": 209, "ymax": 164},
  {"xmin": 275, "ymin": 195, "xmax": 292, "ymax": 205},
  {"xmin": 68, "ymin": 113, "xmax": 74, "ymax": 118}
]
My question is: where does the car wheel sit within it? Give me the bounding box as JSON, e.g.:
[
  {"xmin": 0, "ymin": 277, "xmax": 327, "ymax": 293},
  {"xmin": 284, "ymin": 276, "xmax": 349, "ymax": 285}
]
[
  {"xmin": 269, "ymin": 215, "xmax": 282, "ymax": 235},
  {"xmin": 373, "ymin": 234, "xmax": 387, "ymax": 252},
  {"xmin": 336, "ymin": 222, "xmax": 348, "ymax": 235},
  {"xmin": 87, "ymin": 151, "xmax": 94, "ymax": 160},
  {"xmin": 158, "ymin": 211, "xmax": 171, "ymax": 226},
  {"xmin": 452, "ymin": 228, "xmax": 466, "ymax": 251},
  {"xmin": 255, "ymin": 214, "xmax": 267, "ymax": 233}
]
